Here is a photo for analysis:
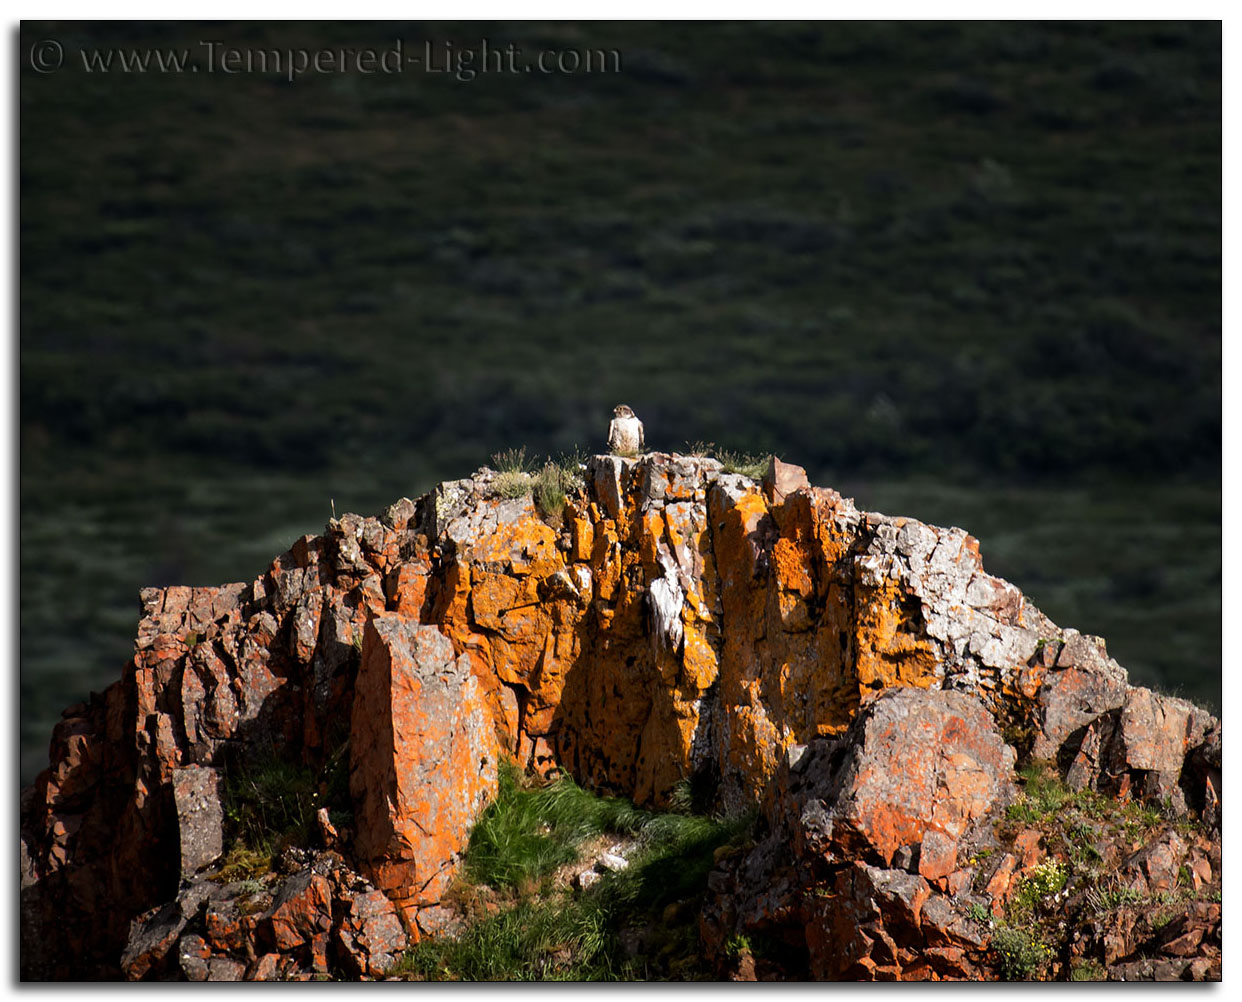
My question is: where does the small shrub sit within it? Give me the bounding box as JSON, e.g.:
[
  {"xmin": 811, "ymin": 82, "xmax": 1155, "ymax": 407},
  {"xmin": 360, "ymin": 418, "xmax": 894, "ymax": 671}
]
[
  {"xmin": 1011, "ymin": 860, "xmax": 1069, "ymax": 914},
  {"xmin": 682, "ymin": 440, "xmax": 715, "ymax": 457},
  {"xmin": 991, "ymin": 924, "xmax": 1052, "ymax": 980},
  {"xmin": 1070, "ymin": 959, "xmax": 1105, "ymax": 981}
]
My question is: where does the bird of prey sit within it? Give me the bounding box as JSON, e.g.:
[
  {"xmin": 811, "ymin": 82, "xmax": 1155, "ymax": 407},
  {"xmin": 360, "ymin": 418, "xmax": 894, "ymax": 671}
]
[{"xmin": 607, "ymin": 404, "xmax": 645, "ymax": 457}]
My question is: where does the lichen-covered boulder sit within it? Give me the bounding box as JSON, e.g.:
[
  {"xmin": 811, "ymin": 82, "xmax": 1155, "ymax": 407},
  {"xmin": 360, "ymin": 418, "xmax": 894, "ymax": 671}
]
[
  {"xmin": 788, "ymin": 688, "xmax": 1017, "ymax": 867},
  {"xmin": 349, "ymin": 615, "xmax": 499, "ymax": 932}
]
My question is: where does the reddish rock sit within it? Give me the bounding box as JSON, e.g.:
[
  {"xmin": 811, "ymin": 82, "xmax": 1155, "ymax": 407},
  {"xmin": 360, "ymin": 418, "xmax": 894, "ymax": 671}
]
[
  {"xmin": 334, "ymin": 888, "xmax": 408, "ymax": 978},
  {"xmin": 943, "ymin": 869, "xmax": 971, "ymax": 897},
  {"xmin": 1123, "ymin": 832, "xmax": 1186, "ymax": 895},
  {"xmin": 1161, "ymin": 928, "xmax": 1205, "ymax": 957},
  {"xmin": 316, "ymin": 807, "xmax": 339, "ymax": 849},
  {"xmin": 1032, "ymin": 662, "xmax": 1128, "ymax": 762},
  {"xmin": 789, "ymin": 688, "xmax": 1016, "ymax": 866},
  {"xmin": 350, "ymin": 616, "xmax": 498, "ymax": 926},
  {"xmin": 985, "ymin": 854, "xmax": 1018, "ymax": 915},
  {"xmin": 260, "ymin": 871, "xmax": 332, "ymax": 953},
  {"xmin": 1012, "ymin": 829, "xmax": 1044, "ymax": 870},
  {"xmin": 762, "ymin": 456, "xmax": 809, "ymax": 505},
  {"xmin": 204, "ymin": 898, "xmax": 249, "ymax": 955},
  {"xmin": 918, "ymin": 830, "xmax": 958, "ymax": 883}
]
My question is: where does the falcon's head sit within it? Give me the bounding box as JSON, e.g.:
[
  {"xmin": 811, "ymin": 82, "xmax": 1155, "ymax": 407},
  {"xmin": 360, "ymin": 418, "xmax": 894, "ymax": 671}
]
[{"xmin": 613, "ymin": 404, "xmax": 635, "ymax": 418}]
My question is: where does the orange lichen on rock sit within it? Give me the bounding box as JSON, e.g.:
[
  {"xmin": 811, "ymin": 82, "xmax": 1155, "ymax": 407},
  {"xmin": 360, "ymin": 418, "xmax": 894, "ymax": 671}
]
[
  {"xmin": 349, "ymin": 615, "xmax": 497, "ymax": 933},
  {"xmin": 853, "ymin": 575, "xmax": 941, "ymax": 692}
]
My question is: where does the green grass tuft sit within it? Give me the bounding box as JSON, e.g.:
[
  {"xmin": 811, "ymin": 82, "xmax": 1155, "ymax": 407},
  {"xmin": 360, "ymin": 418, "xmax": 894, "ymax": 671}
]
[
  {"xmin": 491, "ymin": 447, "xmax": 533, "ymax": 475},
  {"xmin": 1006, "ymin": 762, "xmax": 1077, "ymax": 823},
  {"xmin": 531, "ymin": 454, "xmax": 584, "ymax": 525},
  {"xmin": 716, "ymin": 450, "xmax": 770, "ymax": 479},
  {"xmin": 492, "ymin": 470, "xmax": 532, "ymax": 499},
  {"xmin": 464, "ymin": 762, "xmax": 646, "ymax": 889},
  {"xmin": 401, "ymin": 761, "xmax": 753, "ymax": 980},
  {"xmin": 1070, "ymin": 959, "xmax": 1105, "ymax": 982},
  {"xmin": 223, "ymin": 756, "xmax": 320, "ymax": 857}
]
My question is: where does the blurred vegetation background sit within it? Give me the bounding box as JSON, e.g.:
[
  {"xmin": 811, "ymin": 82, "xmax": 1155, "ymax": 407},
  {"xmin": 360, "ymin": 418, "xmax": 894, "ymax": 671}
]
[{"xmin": 20, "ymin": 21, "xmax": 1220, "ymax": 783}]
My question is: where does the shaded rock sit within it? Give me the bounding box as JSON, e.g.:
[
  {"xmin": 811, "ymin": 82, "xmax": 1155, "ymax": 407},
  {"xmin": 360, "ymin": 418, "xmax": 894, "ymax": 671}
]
[
  {"xmin": 260, "ymin": 871, "xmax": 332, "ymax": 953},
  {"xmin": 172, "ymin": 765, "xmax": 224, "ymax": 877},
  {"xmin": 120, "ymin": 901, "xmax": 188, "ymax": 981},
  {"xmin": 177, "ymin": 934, "xmax": 212, "ymax": 981}
]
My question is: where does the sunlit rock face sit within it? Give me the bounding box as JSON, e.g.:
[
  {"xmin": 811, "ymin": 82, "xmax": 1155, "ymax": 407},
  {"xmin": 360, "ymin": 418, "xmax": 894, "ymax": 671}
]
[{"xmin": 20, "ymin": 453, "xmax": 1220, "ymax": 979}]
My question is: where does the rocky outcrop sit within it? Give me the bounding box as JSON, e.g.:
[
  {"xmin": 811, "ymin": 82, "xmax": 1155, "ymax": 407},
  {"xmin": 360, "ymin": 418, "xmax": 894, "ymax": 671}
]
[
  {"xmin": 119, "ymin": 850, "xmax": 408, "ymax": 981},
  {"xmin": 20, "ymin": 453, "xmax": 1221, "ymax": 980}
]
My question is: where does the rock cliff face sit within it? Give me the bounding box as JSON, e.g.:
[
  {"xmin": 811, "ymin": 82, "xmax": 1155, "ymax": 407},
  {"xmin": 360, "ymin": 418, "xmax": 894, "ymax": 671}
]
[{"xmin": 20, "ymin": 454, "xmax": 1221, "ymax": 980}]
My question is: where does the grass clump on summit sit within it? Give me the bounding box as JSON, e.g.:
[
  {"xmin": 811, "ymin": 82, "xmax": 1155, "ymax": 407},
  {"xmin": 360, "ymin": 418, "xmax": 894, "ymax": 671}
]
[
  {"xmin": 716, "ymin": 450, "xmax": 770, "ymax": 479},
  {"xmin": 490, "ymin": 447, "xmax": 534, "ymax": 499},
  {"xmin": 486, "ymin": 448, "xmax": 585, "ymax": 522},
  {"xmin": 531, "ymin": 453, "xmax": 585, "ymax": 527}
]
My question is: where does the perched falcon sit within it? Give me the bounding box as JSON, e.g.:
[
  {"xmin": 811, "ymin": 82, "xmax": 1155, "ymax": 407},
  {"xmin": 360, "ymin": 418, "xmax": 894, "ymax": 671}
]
[{"xmin": 607, "ymin": 404, "xmax": 645, "ymax": 456}]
